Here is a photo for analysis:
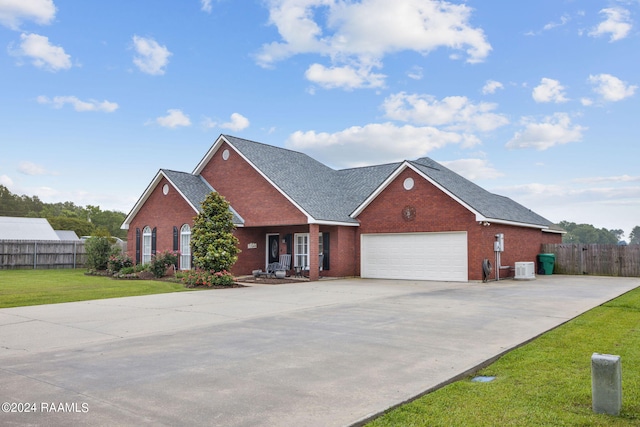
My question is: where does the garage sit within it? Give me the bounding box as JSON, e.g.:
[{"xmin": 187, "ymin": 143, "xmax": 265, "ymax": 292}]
[{"xmin": 361, "ymin": 232, "xmax": 468, "ymax": 282}]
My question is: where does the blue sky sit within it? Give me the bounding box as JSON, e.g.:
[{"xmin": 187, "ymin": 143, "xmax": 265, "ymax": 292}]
[{"xmin": 1, "ymin": 0, "xmax": 638, "ymax": 238}]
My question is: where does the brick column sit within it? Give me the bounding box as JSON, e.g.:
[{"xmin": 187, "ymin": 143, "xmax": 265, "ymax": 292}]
[{"xmin": 308, "ymin": 223, "xmax": 320, "ymax": 281}]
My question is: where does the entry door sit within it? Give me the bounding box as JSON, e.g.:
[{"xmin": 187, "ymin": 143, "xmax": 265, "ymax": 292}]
[{"xmin": 268, "ymin": 234, "xmax": 280, "ymax": 264}]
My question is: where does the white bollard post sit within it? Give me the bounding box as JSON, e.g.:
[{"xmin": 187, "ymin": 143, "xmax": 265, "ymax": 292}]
[{"xmin": 591, "ymin": 353, "xmax": 622, "ymax": 415}]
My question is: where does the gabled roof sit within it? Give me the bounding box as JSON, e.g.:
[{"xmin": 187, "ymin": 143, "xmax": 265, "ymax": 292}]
[
  {"xmin": 0, "ymin": 217, "xmax": 60, "ymax": 240},
  {"xmin": 129, "ymin": 134, "xmax": 557, "ymax": 231},
  {"xmin": 55, "ymin": 230, "xmax": 80, "ymax": 240},
  {"xmin": 121, "ymin": 169, "xmax": 244, "ymax": 230}
]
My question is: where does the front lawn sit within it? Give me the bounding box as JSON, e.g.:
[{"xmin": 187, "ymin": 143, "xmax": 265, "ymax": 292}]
[
  {"xmin": 0, "ymin": 269, "xmax": 192, "ymax": 308},
  {"xmin": 367, "ymin": 286, "xmax": 640, "ymax": 426}
]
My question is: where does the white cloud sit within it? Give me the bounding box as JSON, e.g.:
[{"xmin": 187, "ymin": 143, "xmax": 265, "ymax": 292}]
[
  {"xmin": 482, "ymin": 80, "xmax": 503, "ymax": 95},
  {"xmin": 506, "ymin": 113, "xmax": 586, "ymax": 150},
  {"xmin": 154, "ymin": 109, "xmax": 191, "ymax": 128},
  {"xmin": 201, "ymin": 0, "xmax": 212, "ymax": 13},
  {"xmin": 532, "ymin": 78, "xmax": 568, "ymax": 103},
  {"xmin": 407, "ymin": 66, "xmax": 423, "ymax": 80},
  {"xmin": 286, "ymin": 122, "xmax": 476, "ymax": 168},
  {"xmin": 12, "ymin": 32, "xmax": 71, "ymax": 71},
  {"xmin": 573, "ymin": 175, "xmax": 640, "ymax": 184},
  {"xmin": 589, "ymin": 7, "xmax": 632, "ymax": 42},
  {"xmin": 220, "ymin": 113, "xmax": 250, "ymax": 131},
  {"xmin": 0, "ymin": 174, "xmax": 14, "ymax": 187},
  {"xmin": 201, "ymin": 113, "xmax": 250, "ymax": 131},
  {"xmin": 543, "ymin": 14, "xmax": 570, "ymax": 31},
  {"xmin": 588, "ymin": 73, "xmax": 637, "ymax": 102},
  {"xmin": 382, "ymin": 92, "xmax": 508, "ymax": 132},
  {"xmin": 493, "ymin": 181, "xmax": 640, "ymax": 234},
  {"xmin": 257, "ymin": 0, "xmax": 491, "ymax": 89},
  {"xmin": 37, "ymin": 95, "xmax": 118, "ymax": 112},
  {"xmin": 439, "ymin": 158, "xmax": 504, "ymax": 181},
  {"xmin": 580, "ymin": 97, "xmax": 594, "ymax": 106},
  {"xmin": 305, "ymin": 63, "xmax": 385, "ymax": 90},
  {"xmin": 132, "ymin": 35, "xmax": 172, "ymax": 75},
  {"xmin": 18, "ymin": 161, "xmax": 47, "ymax": 175},
  {"xmin": 0, "ymin": 0, "xmax": 56, "ymax": 30}
]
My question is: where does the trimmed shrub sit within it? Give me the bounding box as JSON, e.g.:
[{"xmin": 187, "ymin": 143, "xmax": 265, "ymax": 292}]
[
  {"xmin": 149, "ymin": 250, "xmax": 179, "ymax": 278},
  {"xmin": 178, "ymin": 269, "xmax": 235, "ymax": 288}
]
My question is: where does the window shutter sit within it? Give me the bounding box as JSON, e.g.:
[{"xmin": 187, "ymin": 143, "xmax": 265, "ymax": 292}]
[
  {"xmin": 322, "ymin": 232, "xmax": 330, "ymax": 270},
  {"xmin": 284, "ymin": 234, "xmax": 292, "ymax": 254},
  {"xmin": 135, "ymin": 228, "xmax": 141, "ymax": 264},
  {"xmin": 173, "ymin": 226, "xmax": 179, "ymax": 251},
  {"xmin": 151, "ymin": 227, "xmax": 157, "ymax": 256}
]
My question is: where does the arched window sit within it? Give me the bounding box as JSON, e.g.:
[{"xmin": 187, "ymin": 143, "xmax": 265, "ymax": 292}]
[
  {"xmin": 180, "ymin": 224, "xmax": 191, "ymax": 270},
  {"xmin": 142, "ymin": 226, "xmax": 152, "ymax": 264}
]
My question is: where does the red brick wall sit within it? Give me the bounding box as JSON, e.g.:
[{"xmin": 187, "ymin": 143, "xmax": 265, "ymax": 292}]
[
  {"xmin": 355, "ymin": 168, "xmax": 562, "ymax": 281},
  {"xmin": 199, "ymin": 142, "xmax": 307, "ymax": 226},
  {"xmin": 126, "ymin": 176, "xmax": 197, "ymax": 268}
]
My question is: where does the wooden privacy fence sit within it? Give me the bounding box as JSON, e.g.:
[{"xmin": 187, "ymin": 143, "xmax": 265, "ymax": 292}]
[
  {"xmin": 0, "ymin": 240, "xmax": 87, "ymax": 269},
  {"xmin": 541, "ymin": 244, "xmax": 640, "ymax": 277}
]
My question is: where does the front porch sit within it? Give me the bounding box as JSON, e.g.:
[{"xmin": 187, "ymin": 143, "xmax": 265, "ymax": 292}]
[{"xmin": 233, "ymin": 223, "xmax": 357, "ymax": 281}]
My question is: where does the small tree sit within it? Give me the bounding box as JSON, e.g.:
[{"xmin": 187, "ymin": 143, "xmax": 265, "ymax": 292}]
[
  {"xmin": 191, "ymin": 192, "xmax": 240, "ymax": 272},
  {"xmin": 85, "ymin": 236, "xmax": 115, "ymax": 270}
]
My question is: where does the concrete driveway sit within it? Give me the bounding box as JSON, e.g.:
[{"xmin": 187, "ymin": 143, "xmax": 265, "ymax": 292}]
[{"xmin": 0, "ymin": 275, "xmax": 638, "ymax": 426}]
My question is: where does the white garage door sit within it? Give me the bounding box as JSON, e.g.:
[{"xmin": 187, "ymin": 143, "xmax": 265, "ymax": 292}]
[{"xmin": 361, "ymin": 232, "xmax": 468, "ymax": 282}]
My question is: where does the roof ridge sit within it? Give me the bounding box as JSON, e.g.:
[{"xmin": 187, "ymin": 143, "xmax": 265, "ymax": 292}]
[{"xmin": 223, "ymin": 134, "xmax": 321, "ymax": 159}]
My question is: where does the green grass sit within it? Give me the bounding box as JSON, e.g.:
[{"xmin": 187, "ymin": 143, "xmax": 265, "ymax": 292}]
[
  {"xmin": 0, "ymin": 269, "xmax": 193, "ymax": 308},
  {"xmin": 368, "ymin": 287, "xmax": 640, "ymax": 427}
]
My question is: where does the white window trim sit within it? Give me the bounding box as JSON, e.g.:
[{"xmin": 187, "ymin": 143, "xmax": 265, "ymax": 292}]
[
  {"xmin": 294, "ymin": 232, "xmax": 323, "ymax": 270},
  {"xmin": 142, "ymin": 226, "xmax": 152, "ymax": 265},
  {"xmin": 180, "ymin": 224, "xmax": 191, "ymax": 270}
]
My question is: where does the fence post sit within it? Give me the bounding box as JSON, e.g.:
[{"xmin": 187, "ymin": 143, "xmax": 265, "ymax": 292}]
[{"xmin": 34, "ymin": 241, "xmax": 37, "ymax": 269}]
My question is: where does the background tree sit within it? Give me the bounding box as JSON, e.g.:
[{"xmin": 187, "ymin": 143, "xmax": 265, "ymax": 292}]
[
  {"xmin": 629, "ymin": 226, "xmax": 640, "ymax": 245},
  {"xmin": 0, "ymin": 185, "xmax": 126, "ymax": 239},
  {"xmin": 191, "ymin": 192, "xmax": 240, "ymax": 272},
  {"xmin": 47, "ymin": 217, "xmax": 95, "ymax": 237},
  {"xmin": 559, "ymin": 221, "xmax": 620, "ymax": 244}
]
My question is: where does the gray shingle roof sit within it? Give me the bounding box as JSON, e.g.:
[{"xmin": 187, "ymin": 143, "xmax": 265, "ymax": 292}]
[
  {"xmin": 162, "ymin": 169, "xmax": 244, "ymax": 225},
  {"xmin": 222, "ymin": 135, "xmax": 555, "ymax": 228},
  {"xmin": 409, "ymin": 158, "xmax": 553, "ymax": 227}
]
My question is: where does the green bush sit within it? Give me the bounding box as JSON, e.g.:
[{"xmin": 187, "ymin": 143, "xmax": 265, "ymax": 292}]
[
  {"xmin": 120, "ymin": 266, "xmax": 135, "ymax": 275},
  {"xmin": 149, "ymin": 250, "xmax": 179, "ymax": 278},
  {"xmin": 85, "ymin": 236, "xmax": 117, "ymax": 271},
  {"xmin": 178, "ymin": 269, "xmax": 235, "ymax": 288}
]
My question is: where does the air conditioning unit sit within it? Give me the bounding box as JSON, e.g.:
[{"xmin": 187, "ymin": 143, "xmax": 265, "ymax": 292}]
[{"xmin": 514, "ymin": 262, "xmax": 535, "ymax": 280}]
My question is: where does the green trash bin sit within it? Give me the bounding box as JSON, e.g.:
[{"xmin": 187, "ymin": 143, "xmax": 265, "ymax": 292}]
[{"xmin": 537, "ymin": 253, "xmax": 556, "ymax": 275}]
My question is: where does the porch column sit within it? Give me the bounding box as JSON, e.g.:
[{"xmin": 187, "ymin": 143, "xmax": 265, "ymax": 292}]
[{"xmin": 308, "ymin": 223, "xmax": 320, "ymax": 281}]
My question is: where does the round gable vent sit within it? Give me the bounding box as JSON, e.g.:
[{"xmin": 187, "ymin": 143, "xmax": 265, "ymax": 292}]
[
  {"xmin": 162, "ymin": 184, "xmax": 169, "ymax": 195},
  {"xmin": 222, "ymin": 149, "xmax": 230, "ymax": 160},
  {"xmin": 403, "ymin": 177, "xmax": 414, "ymax": 190}
]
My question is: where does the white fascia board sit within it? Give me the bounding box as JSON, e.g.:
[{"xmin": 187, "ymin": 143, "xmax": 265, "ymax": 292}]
[
  {"xmin": 351, "ymin": 162, "xmax": 483, "ymax": 219},
  {"xmin": 163, "ymin": 173, "xmax": 203, "ymax": 215},
  {"xmin": 121, "ymin": 170, "xmax": 199, "ymax": 230},
  {"xmin": 309, "ymin": 219, "xmax": 360, "ymax": 227},
  {"xmin": 479, "ymin": 217, "xmax": 551, "ymax": 230},
  {"xmin": 203, "ymin": 136, "xmax": 317, "ymax": 223},
  {"xmin": 193, "ymin": 135, "xmax": 226, "ymax": 175}
]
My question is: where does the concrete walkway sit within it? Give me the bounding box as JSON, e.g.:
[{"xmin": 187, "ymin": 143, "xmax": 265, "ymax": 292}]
[{"xmin": 0, "ymin": 275, "xmax": 637, "ymax": 426}]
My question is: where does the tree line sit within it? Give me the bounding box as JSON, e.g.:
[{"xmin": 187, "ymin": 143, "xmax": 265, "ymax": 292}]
[
  {"xmin": 0, "ymin": 185, "xmax": 126, "ymax": 239},
  {"xmin": 558, "ymin": 221, "xmax": 639, "ymax": 245}
]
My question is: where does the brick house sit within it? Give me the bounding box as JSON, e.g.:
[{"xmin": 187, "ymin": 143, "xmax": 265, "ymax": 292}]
[{"xmin": 121, "ymin": 134, "xmax": 563, "ymax": 282}]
